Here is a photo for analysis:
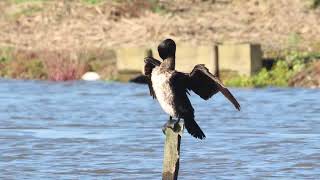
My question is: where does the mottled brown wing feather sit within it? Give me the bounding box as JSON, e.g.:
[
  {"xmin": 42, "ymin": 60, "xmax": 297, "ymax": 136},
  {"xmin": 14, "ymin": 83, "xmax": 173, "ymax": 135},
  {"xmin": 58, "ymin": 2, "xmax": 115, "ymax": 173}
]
[
  {"xmin": 144, "ymin": 57, "xmax": 161, "ymax": 99},
  {"xmin": 146, "ymin": 77, "xmax": 156, "ymax": 99},
  {"xmin": 188, "ymin": 64, "xmax": 241, "ymax": 111}
]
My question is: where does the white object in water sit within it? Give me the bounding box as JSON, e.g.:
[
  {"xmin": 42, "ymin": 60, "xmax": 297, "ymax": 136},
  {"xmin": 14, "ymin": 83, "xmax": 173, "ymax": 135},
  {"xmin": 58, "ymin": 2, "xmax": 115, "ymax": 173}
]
[{"xmin": 81, "ymin": 72, "xmax": 101, "ymax": 81}]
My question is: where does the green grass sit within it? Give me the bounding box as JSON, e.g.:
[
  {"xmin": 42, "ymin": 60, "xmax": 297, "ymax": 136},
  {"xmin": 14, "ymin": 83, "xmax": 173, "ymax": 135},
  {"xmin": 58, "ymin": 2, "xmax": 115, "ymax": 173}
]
[
  {"xmin": 81, "ymin": 0, "xmax": 105, "ymax": 5},
  {"xmin": 225, "ymin": 61, "xmax": 296, "ymax": 87},
  {"xmin": 8, "ymin": 0, "xmax": 169, "ymax": 15},
  {"xmin": 10, "ymin": 0, "xmax": 46, "ymax": 3},
  {"xmin": 5, "ymin": 0, "xmax": 45, "ymax": 18},
  {"xmin": 14, "ymin": 5, "xmax": 43, "ymax": 17},
  {"xmin": 225, "ymin": 51, "xmax": 320, "ymax": 87},
  {"xmin": 287, "ymin": 32, "xmax": 301, "ymax": 50},
  {"xmin": 148, "ymin": 0, "xmax": 168, "ymax": 14},
  {"xmin": 10, "ymin": 0, "xmax": 101, "ymax": 5},
  {"xmin": 310, "ymin": 0, "xmax": 320, "ymax": 8}
]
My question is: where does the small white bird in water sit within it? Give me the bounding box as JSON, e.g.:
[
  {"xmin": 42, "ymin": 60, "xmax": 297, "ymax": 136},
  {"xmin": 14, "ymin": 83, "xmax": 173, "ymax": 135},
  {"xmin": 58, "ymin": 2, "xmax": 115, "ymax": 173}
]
[{"xmin": 81, "ymin": 72, "xmax": 100, "ymax": 81}]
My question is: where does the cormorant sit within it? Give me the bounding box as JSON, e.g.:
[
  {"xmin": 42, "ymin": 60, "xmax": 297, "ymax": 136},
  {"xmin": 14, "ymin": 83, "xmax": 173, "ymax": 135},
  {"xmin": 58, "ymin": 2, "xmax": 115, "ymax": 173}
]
[{"xmin": 144, "ymin": 39, "xmax": 240, "ymax": 140}]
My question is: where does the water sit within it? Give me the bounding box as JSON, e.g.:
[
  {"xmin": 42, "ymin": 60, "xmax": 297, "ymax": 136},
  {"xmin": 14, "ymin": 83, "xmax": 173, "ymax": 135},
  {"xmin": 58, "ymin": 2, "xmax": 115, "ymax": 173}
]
[{"xmin": 0, "ymin": 79, "xmax": 319, "ymax": 180}]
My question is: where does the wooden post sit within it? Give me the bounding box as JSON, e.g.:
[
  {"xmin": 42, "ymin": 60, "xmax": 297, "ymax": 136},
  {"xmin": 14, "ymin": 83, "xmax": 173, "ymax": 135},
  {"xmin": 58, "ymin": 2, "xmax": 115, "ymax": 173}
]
[
  {"xmin": 213, "ymin": 44, "xmax": 220, "ymax": 78},
  {"xmin": 162, "ymin": 121, "xmax": 184, "ymax": 180}
]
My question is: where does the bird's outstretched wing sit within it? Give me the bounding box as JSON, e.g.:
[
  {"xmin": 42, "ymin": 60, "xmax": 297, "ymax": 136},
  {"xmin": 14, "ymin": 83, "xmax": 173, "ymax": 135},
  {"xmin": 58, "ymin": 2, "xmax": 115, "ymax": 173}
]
[
  {"xmin": 144, "ymin": 57, "xmax": 161, "ymax": 99},
  {"xmin": 187, "ymin": 64, "xmax": 241, "ymax": 111}
]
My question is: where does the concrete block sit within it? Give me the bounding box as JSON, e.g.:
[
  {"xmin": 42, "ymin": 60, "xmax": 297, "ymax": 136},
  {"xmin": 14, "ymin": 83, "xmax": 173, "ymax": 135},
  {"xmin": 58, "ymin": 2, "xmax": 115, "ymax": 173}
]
[
  {"xmin": 116, "ymin": 47, "xmax": 149, "ymax": 73},
  {"xmin": 115, "ymin": 43, "xmax": 262, "ymax": 81},
  {"xmin": 250, "ymin": 44, "xmax": 263, "ymax": 74},
  {"xmin": 218, "ymin": 43, "xmax": 262, "ymax": 76},
  {"xmin": 151, "ymin": 44, "xmax": 217, "ymax": 73}
]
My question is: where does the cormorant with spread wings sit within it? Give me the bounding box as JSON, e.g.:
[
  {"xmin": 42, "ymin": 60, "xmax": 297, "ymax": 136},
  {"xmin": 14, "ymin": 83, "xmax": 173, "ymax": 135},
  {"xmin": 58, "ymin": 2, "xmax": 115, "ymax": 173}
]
[{"xmin": 144, "ymin": 39, "xmax": 240, "ymax": 140}]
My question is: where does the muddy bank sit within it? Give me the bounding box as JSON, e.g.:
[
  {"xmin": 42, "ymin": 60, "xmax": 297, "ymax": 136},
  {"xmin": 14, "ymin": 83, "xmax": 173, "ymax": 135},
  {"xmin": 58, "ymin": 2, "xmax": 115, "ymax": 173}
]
[{"xmin": 289, "ymin": 61, "xmax": 320, "ymax": 88}]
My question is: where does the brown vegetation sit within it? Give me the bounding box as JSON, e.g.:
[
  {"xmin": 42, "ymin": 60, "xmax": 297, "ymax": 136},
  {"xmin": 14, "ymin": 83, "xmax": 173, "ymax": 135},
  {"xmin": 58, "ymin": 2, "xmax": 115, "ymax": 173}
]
[
  {"xmin": 289, "ymin": 61, "xmax": 320, "ymax": 88},
  {"xmin": 0, "ymin": 48, "xmax": 117, "ymax": 80},
  {"xmin": 0, "ymin": 0, "xmax": 320, "ymax": 54},
  {"xmin": 0, "ymin": 0, "xmax": 319, "ymax": 83}
]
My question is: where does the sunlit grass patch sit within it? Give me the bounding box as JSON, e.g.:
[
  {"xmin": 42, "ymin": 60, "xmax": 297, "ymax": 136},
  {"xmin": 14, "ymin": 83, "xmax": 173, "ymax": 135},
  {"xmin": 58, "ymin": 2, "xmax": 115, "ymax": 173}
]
[
  {"xmin": 9, "ymin": 0, "xmax": 47, "ymax": 4},
  {"xmin": 310, "ymin": 0, "xmax": 320, "ymax": 8},
  {"xmin": 224, "ymin": 51, "xmax": 320, "ymax": 87},
  {"xmin": 81, "ymin": 0, "xmax": 105, "ymax": 5},
  {"xmin": 13, "ymin": 5, "xmax": 43, "ymax": 17}
]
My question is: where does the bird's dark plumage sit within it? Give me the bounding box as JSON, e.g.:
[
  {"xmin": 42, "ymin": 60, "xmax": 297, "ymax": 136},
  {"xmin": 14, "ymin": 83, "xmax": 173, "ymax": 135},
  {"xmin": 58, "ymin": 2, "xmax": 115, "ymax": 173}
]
[
  {"xmin": 188, "ymin": 64, "xmax": 241, "ymax": 111},
  {"xmin": 170, "ymin": 71, "xmax": 206, "ymax": 139},
  {"xmin": 158, "ymin": 39, "xmax": 176, "ymax": 60},
  {"xmin": 144, "ymin": 39, "xmax": 240, "ymax": 140}
]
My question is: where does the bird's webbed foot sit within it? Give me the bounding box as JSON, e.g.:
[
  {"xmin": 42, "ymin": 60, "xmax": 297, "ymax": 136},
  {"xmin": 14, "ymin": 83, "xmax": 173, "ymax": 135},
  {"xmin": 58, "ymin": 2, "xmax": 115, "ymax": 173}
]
[{"xmin": 162, "ymin": 117, "xmax": 181, "ymax": 134}]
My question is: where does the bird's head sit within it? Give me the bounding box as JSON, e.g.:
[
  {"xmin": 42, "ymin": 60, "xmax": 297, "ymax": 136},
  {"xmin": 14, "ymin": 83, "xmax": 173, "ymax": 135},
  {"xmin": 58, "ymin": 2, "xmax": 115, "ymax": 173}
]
[{"xmin": 158, "ymin": 39, "xmax": 176, "ymax": 60}]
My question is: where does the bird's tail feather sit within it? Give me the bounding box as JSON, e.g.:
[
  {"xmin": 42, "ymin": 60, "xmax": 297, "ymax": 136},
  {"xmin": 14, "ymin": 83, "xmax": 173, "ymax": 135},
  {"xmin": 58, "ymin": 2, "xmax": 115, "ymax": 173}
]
[{"xmin": 184, "ymin": 118, "xmax": 206, "ymax": 140}]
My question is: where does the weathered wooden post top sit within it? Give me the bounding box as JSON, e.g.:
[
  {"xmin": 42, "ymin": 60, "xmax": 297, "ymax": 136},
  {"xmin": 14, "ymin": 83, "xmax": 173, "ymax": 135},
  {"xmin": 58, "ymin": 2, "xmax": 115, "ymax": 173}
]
[{"xmin": 162, "ymin": 122, "xmax": 184, "ymax": 180}]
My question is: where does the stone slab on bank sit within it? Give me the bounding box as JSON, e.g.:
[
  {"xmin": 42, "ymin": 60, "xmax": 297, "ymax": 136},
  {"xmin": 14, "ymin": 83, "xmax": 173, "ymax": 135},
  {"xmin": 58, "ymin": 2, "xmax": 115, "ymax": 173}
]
[{"xmin": 116, "ymin": 43, "xmax": 262, "ymax": 76}]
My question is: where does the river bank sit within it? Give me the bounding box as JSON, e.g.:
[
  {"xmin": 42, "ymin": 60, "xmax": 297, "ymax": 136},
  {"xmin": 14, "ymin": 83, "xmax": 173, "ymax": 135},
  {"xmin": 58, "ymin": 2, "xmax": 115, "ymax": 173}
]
[
  {"xmin": 0, "ymin": 0, "xmax": 319, "ymax": 87},
  {"xmin": 0, "ymin": 47, "xmax": 117, "ymax": 81},
  {"xmin": 224, "ymin": 52, "xmax": 320, "ymax": 88},
  {"xmin": 0, "ymin": 46, "xmax": 319, "ymax": 88}
]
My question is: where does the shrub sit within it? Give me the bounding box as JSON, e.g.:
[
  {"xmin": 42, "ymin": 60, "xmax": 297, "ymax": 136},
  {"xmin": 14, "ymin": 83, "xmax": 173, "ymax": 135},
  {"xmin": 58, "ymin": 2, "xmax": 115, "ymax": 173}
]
[
  {"xmin": 224, "ymin": 51, "xmax": 319, "ymax": 87},
  {"xmin": 0, "ymin": 49, "xmax": 47, "ymax": 79},
  {"xmin": 224, "ymin": 61, "xmax": 294, "ymax": 87},
  {"xmin": 0, "ymin": 47, "xmax": 119, "ymax": 81},
  {"xmin": 40, "ymin": 50, "xmax": 89, "ymax": 81},
  {"xmin": 77, "ymin": 48, "xmax": 117, "ymax": 80},
  {"xmin": 310, "ymin": 0, "xmax": 320, "ymax": 8}
]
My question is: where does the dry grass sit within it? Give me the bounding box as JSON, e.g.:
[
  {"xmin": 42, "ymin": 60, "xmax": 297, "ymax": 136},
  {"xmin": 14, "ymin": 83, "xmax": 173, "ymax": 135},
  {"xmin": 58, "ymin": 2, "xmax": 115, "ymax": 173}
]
[
  {"xmin": 0, "ymin": 0, "xmax": 320, "ymax": 55},
  {"xmin": 0, "ymin": 0, "xmax": 320, "ymax": 81},
  {"xmin": 289, "ymin": 60, "xmax": 320, "ymax": 88}
]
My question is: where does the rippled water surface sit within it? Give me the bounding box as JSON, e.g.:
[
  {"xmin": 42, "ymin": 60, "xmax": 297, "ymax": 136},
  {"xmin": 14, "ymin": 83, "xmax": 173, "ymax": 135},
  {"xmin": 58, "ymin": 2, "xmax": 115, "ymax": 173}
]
[{"xmin": 0, "ymin": 79, "xmax": 319, "ymax": 179}]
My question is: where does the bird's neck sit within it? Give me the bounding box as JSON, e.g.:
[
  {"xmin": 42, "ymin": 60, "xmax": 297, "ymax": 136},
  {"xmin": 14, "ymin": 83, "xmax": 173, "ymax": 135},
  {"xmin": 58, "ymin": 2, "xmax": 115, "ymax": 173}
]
[{"xmin": 160, "ymin": 57, "xmax": 175, "ymax": 71}]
